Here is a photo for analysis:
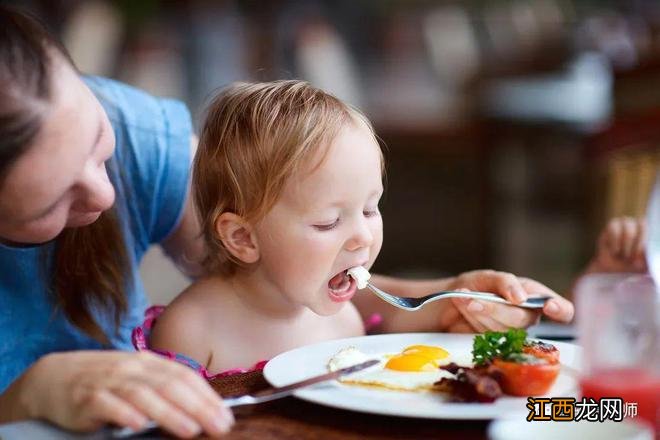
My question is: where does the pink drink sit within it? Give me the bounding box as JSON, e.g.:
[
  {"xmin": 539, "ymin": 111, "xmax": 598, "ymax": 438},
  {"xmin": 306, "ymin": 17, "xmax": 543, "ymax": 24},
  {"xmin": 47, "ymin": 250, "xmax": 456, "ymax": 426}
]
[{"xmin": 580, "ymin": 368, "xmax": 660, "ymax": 430}]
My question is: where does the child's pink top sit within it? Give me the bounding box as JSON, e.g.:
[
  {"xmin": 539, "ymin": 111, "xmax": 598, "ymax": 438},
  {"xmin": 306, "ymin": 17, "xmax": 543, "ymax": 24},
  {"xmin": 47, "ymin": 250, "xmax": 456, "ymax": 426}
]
[{"xmin": 131, "ymin": 305, "xmax": 383, "ymax": 379}]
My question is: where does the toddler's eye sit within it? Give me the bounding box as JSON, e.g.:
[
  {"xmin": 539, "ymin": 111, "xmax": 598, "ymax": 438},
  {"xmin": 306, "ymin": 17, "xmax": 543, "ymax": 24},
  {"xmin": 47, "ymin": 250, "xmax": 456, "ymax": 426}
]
[
  {"xmin": 313, "ymin": 219, "xmax": 339, "ymax": 231},
  {"xmin": 364, "ymin": 208, "xmax": 380, "ymax": 218}
]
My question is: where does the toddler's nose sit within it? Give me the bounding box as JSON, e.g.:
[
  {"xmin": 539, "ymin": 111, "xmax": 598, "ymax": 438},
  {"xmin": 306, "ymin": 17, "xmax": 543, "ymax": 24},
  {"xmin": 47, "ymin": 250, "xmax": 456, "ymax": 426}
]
[{"xmin": 345, "ymin": 219, "xmax": 373, "ymax": 251}]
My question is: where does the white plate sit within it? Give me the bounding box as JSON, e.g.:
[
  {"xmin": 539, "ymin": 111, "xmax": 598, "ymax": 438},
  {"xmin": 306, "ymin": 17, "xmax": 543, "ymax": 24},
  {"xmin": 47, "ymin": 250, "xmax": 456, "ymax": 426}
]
[
  {"xmin": 489, "ymin": 418, "xmax": 654, "ymax": 440},
  {"xmin": 263, "ymin": 333, "xmax": 581, "ymax": 420}
]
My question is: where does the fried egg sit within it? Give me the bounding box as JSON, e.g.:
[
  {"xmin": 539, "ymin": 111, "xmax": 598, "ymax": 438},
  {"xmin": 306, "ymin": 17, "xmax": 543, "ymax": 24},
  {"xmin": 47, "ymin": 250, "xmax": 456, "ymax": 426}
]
[{"xmin": 327, "ymin": 345, "xmax": 455, "ymax": 392}]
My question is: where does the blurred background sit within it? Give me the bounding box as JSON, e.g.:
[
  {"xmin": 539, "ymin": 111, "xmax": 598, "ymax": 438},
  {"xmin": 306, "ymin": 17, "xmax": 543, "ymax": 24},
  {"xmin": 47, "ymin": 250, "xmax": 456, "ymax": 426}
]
[{"xmin": 5, "ymin": 0, "xmax": 659, "ymax": 304}]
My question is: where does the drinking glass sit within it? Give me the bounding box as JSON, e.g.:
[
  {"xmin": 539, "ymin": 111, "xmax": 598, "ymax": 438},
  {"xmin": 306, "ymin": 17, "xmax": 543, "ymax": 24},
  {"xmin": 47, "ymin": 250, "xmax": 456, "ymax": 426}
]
[{"xmin": 575, "ymin": 273, "xmax": 660, "ymax": 431}]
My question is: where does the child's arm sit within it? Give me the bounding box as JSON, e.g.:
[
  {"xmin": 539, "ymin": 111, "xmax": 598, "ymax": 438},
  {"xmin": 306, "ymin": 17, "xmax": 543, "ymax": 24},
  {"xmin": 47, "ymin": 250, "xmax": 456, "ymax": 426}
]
[{"xmin": 584, "ymin": 216, "xmax": 647, "ymax": 274}]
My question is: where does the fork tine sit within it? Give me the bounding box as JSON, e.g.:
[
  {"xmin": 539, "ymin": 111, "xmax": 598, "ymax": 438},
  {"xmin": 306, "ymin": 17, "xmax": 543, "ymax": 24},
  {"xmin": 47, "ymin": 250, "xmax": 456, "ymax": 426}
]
[{"xmin": 366, "ymin": 283, "xmax": 412, "ymax": 309}]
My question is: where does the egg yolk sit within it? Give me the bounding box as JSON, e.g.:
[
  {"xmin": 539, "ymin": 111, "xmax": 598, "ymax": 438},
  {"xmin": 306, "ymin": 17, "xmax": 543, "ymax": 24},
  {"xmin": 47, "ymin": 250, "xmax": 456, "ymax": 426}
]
[
  {"xmin": 402, "ymin": 345, "xmax": 450, "ymax": 361},
  {"xmin": 384, "ymin": 345, "xmax": 451, "ymax": 372},
  {"xmin": 385, "ymin": 354, "xmax": 438, "ymax": 372}
]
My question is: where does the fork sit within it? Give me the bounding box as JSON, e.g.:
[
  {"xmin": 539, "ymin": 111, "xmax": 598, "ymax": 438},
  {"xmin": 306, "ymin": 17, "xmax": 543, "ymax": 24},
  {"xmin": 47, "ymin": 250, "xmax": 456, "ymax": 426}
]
[{"xmin": 364, "ymin": 282, "xmax": 550, "ymax": 311}]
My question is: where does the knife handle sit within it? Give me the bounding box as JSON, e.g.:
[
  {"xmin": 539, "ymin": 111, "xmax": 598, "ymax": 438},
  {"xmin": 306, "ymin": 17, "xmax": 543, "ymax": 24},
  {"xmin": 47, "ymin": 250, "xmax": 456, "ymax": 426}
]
[
  {"xmin": 224, "ymin": 394, "xmax": 259, "ymax": 407},
  {"xmin": 113, "ymin": 359, "xmax": 379, "ymax": 438},
  {"xmin": 111, "ymin": 394, "xmax": 266, "ymax": 438}
]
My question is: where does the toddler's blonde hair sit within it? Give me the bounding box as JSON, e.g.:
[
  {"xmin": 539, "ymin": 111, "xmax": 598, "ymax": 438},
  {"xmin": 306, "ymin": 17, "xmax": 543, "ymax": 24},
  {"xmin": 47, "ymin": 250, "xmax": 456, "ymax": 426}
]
[{"xmin": 193, "ymin": 80, "xmax": 380, "ymax": 275}]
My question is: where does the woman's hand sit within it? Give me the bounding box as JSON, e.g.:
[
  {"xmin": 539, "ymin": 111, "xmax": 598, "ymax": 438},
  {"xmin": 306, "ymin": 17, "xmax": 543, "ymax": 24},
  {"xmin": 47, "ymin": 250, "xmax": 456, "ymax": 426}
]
[
  {"xmin": 1, "ymin": 350, "xmax": 233, "ymax": 438},
  {"xmin": 443, "ymin": 270, "xmax": 574, "ymax": 333},
  {"xmin": 360, "ymin": 271, "xmax": 574, "ymax": 334}
]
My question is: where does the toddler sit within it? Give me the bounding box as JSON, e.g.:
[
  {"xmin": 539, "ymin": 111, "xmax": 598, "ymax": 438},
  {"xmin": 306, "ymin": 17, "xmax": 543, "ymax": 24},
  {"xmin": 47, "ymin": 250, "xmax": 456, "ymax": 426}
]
[
  {"xmin": 140, "ymin": 81, "xmax": 384, "ymax": 376},
  {"xmin": 134, "ymin": 81, "xmax": 569, "ymax": 378}
]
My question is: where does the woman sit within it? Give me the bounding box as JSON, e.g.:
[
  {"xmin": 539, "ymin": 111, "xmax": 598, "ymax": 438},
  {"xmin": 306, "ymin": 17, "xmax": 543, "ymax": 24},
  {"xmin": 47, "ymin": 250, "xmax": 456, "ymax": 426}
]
[{"xmin": 0, "ymin": 6, "xmax": 573, "ymax": 438}]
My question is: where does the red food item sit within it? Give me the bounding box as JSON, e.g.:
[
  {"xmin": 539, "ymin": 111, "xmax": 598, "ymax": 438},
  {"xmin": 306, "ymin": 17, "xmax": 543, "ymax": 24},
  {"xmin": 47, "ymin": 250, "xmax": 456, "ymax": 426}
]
[
  {"xmin": 492, "ymin": 357, "xmax": 560, "ymax": 396},
  {"xmin": 523, "ymin": 341, "xmax": 560, "ymax": 365}
]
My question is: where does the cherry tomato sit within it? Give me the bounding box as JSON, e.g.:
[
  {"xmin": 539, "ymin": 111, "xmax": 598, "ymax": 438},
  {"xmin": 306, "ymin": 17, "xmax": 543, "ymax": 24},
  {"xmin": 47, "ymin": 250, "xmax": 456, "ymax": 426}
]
[
  {"xmin": 492, "ymin": 358, "xmax": 560, "ymax": 396},
  {"xmin": 523, "ymin": 341, "xmax": 560, "ymax": 365}
]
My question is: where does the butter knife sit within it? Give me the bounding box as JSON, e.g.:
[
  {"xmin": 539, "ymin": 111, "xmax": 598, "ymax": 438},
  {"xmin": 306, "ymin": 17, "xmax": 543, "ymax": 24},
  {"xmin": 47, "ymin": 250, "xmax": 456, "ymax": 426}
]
[{"xmin": 113, "ymin": 359, "xmax": 379, "ymax": 438}]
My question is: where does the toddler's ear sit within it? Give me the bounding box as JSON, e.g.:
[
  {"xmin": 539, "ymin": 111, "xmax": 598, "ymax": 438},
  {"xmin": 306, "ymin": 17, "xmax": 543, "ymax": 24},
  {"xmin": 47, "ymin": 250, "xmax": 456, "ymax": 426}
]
[{"xmin": 215, "ymin": 212, "xmax": 259, "ymax": 264}]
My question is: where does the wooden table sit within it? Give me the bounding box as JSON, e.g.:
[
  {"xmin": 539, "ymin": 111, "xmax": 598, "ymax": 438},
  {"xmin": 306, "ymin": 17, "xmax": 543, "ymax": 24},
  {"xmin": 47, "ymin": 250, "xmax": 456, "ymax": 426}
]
[{"xmin": 208, "ymin": 370, "xmax": 490, "ymax": 440}]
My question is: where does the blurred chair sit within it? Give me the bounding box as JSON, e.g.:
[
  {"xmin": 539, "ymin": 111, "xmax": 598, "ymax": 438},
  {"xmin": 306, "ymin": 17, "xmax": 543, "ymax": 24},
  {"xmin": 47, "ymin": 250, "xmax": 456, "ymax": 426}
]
[
  {"xmin": 586, "ymin": 109, "xmax": 660, "ymax": 228},
  {"xmin": 602, "ymin": 146, "xmax": 659, "ymax": 218}
]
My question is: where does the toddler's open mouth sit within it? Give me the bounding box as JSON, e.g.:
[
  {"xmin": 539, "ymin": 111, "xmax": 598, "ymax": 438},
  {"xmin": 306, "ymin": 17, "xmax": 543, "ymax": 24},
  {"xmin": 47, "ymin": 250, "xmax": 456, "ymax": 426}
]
[{"xmin": 327, "ymin": 270, "xmax": 357, "ymax": 302}]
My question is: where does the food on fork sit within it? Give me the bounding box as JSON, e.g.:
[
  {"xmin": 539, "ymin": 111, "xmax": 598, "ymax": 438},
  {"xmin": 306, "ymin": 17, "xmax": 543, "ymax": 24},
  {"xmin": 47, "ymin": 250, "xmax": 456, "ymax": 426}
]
[{"xmin": 347, "ymin": 266, "xmax": 371, "ymax": 289}]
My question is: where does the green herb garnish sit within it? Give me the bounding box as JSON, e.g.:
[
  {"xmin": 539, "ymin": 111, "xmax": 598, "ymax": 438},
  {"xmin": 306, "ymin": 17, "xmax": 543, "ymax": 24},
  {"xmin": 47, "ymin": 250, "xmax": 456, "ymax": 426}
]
[{"xmin": 472, "ymin": 328, "xmax": 527, "ymax": 365}]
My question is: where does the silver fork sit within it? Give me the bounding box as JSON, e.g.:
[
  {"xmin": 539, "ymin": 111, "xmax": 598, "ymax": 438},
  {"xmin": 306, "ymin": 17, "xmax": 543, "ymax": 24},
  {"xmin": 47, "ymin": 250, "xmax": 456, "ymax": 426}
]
[{"xmin": 364, "ymin": 282, "xmax": 550, "ymax": 311}]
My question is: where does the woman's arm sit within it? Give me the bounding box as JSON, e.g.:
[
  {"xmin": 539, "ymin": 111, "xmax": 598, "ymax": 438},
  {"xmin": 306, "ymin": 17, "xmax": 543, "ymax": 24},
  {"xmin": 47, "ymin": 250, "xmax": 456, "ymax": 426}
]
[
  {"xmin": 0, "ymin": 351, "xmax": 233, "ymax": 437},
  {"xmin": 0, "ymin": 368, "xmax": 31, "ymax": 421},
  {"xmin": 353, "ymin": 271, "xmax": 574, "ymax": 334},
  {"xmin": 352, "ymin": 274, "xmax": 461, "ymax": 333},
  {"xmin": 161, "ymin": 136, "xmax": 206, "ymax": 278},
  {"xmin": 161, "ymin": 191, "xmax": 205, "ymax": 278}
]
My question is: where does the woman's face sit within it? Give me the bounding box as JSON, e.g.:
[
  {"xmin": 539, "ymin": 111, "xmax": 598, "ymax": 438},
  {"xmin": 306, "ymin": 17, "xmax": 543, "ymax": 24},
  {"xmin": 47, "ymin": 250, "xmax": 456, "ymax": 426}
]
[{"xmin": 0, "ymin": 57, "xmax": 116, "ymax": 244}]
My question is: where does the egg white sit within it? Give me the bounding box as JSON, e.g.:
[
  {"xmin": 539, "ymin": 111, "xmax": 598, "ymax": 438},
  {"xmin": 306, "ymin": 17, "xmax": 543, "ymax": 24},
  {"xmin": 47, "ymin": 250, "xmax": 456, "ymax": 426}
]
[{"xmin": 327, "ymin": 346, "xmax": 456, "ymax": 392}]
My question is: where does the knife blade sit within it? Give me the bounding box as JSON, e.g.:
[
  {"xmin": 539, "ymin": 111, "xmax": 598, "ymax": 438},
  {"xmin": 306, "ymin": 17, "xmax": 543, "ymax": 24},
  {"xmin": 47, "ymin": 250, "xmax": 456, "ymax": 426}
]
[{"xmin": 113, "ymin": 358, "xmax": 379, "ymax": 438}]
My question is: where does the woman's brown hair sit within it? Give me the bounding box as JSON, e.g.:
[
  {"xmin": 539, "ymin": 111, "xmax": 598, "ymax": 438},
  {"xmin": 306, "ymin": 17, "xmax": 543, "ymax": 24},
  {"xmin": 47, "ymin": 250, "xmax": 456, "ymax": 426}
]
[
  {"xmin": 194, "ymin": 80, "xmax": 381, "ymax": 276},
  {"xmin": 0, "ymin": 6, "xmax": 128, "ymax": 345}
]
